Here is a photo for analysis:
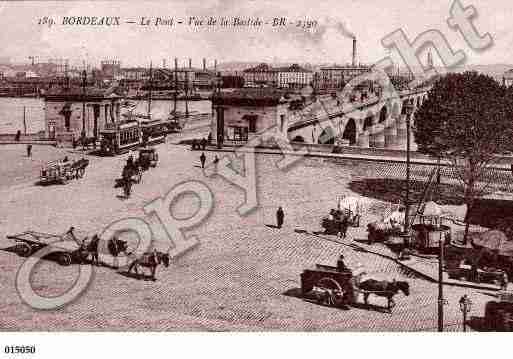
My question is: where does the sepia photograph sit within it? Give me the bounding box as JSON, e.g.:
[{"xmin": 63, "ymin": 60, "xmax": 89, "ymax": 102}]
[{"xmin": 0, "ymin": 0, "xmax": 512, "ymax": 356}]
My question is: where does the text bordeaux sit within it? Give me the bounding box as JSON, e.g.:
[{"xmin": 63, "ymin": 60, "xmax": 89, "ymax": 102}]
[{"xmin": 62, "ymin": 16, "xmax": 120, "ymax": 26}]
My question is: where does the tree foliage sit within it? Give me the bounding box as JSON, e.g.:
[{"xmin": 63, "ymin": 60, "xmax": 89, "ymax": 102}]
[{"xmin": 414, "ymin": 71, "xmax": 513, "ymax": 241}]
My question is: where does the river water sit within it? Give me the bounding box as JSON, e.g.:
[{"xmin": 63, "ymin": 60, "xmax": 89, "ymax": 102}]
[{"xmin": 0, "ymin": 97, "xmax": 212, "ymax": 134}]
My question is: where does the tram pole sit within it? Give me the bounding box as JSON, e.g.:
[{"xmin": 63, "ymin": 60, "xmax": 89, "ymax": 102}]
[{"xmin": 81, "ymin": 70, "xmax": 87, "ymax": 140}]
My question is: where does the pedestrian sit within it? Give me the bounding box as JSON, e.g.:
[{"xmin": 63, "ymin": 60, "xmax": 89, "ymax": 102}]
[
  {"xmin": 276, "ymin": 206, "xmax": 284, "ymax": 229},
  {"xmin": 201, "ymin": 137, "xmax": 207, "ymax": 150},
  {"xmin": 26, "ymin": 144, "xmax": 32, "ymax": 158},
  {"xmin": 213, "ymin": 155, "xmax": 219, "ymax": 164},
  {"xmin": 15, "ymin": 130, "xmax": 21, "ymax": 142},
  {"xmin": 200, "ymin": 152, "xmax": 206, "ymax": 169},
  {"xmin": 337, "ymin": 254, "xmax": 349, "ymax": 272}
]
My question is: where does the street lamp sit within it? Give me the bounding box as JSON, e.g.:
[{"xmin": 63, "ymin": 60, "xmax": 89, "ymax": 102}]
[
  {"xmin": 81, "ymin": 70, "xmax": 87, "ymax": 141},
  {"xmin": 459, "ymin": 294, "xmax": 472, "ymax": 332},
  {"xmin": 404, "ymin": 102, "xmax": 414, "ymax": 236}
]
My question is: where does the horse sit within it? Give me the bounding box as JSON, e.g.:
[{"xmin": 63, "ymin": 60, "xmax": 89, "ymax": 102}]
[
  {"xmin": 358, "ymin": 279, "xmax": 410, "ymax": 312},
  {"xmin": 82, "ymin": 235, "xmax": 129, "ymax": 267},
  {"xmin": 127, "ymin": 251, "xmax": 170, "ymax": 281}
]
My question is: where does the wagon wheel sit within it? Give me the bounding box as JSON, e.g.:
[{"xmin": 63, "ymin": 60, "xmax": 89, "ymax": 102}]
[
  {"xmin": 316, "ymin": 277, "xmax": 345, "ymax": 307},
  {"xmin": 16, "ymin": 242, "xmax": 32, "ymax": 257},
  {"xmin": 58, "ymin": 253, "xmax": 72, "ymax": 266}
]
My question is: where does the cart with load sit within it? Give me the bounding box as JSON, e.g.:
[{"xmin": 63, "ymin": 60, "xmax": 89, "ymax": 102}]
[
  {"xmin": 6, "ymin": 231, "xmax": 89, "ymax": 266},
  {"xmin": 484, "ymin": 291, "xmax": 513, "ymax": 331},
  {"xmin": 136, "ymin": 147, "xmax": 158, "ymax": 171},
  {"xmin": 40, "ymin": 157, "xmax": 89, "ymax": 185},
  {"xmin": 300, "ymin": 259, "xmax": 410, "ymax": 312},
  {"xmin": 321, "ymin": 196, "xmax": 362, "ymax": 235}
]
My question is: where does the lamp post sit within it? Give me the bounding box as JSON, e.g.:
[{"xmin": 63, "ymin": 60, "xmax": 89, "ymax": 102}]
[
  {"xmin": 459, "ymin": 294, "xmax": 472, "ymax": 332},
  {"xmin": 438, "ymin": 231, "xmax": 445, "ymax": 332},
  {"xmin": 81, "ymin": 70, "xmax": 87, "ymax": 141},
  {"xmin": 404, "ymin": 102, "xmax": 414, "ymax": 235}
]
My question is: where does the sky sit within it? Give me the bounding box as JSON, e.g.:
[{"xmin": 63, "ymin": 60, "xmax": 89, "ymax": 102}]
[{"xmin": 0, "ymin": 0, "xmax": 512, "ymax": 68}]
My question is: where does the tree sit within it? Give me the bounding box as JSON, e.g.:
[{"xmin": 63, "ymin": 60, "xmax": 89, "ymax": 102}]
[{"xmin": 414, "ymin": 71, "xmax": 513, "ymax": 243}]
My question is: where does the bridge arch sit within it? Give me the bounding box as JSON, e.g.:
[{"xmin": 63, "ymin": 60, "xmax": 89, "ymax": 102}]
[
  {"xmin": 291, "ymin": 135, "xmax": 305, "ymax": 142},
  {"xmin": 342, "ymin": 118, "xmax": 357, "ymax": 145},
  {"xmin": 379, "ymin": 106, "xmax": 388, "ymax": 123}
]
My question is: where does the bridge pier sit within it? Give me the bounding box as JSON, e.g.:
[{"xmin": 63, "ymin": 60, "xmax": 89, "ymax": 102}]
[
  {"xmin": 369, "ymin": 123, "xmax": 385, "ymax": 148},
  {"xmin": 384, "ymin": 117, "xmax": 397, "ymax": 148},
  {"xmin": 357, "ymin": 130, "xmax": 369, "ymax": 148},
  {"xmin": 397, "ymin": 114, "xmax": 407, "ymax": 146}
]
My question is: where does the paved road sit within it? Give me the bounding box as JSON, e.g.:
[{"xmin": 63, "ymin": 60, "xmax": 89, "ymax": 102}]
[{"xmin": 0, "ymin": 140, "xmax": 496, "ymax": 331}]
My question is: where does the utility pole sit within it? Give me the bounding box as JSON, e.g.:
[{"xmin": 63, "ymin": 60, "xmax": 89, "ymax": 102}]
[
  {"xmin": 23, "ymin": 106, "xmax": 27, "ymax": 135},
  {"xmin": 185, "ymin": 68, "xmax": 189, "ymax": 117},
  {"xmin": 174, "ymin": 58, "xmax": 178, "ymax": 113},
  {"xmin": 148, "ymin": 61, "xmax": 152, "ymax": 117},
  {"xmin": 404, "ymin": 102, "xmax": 413, "ymax": 234},
  {"xmin": 81, "ymin": 69, "xmax": 87, "ymax": 140}
]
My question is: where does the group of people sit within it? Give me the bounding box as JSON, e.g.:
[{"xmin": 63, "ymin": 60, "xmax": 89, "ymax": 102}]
[{"xmin": 328, "ymin": 208, "xmax": 350, "ymax": 238}]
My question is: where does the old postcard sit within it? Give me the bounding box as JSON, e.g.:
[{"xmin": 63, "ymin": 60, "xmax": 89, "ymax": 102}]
[{"xmin": 0, "ymin": 0, "xmax": 512, "ymax": 350}]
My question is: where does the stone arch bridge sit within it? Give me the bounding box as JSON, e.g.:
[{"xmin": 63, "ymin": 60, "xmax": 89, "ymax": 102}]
[{"xmin": 287, "ymin": 87, "xmax": 430, "ymax": 150}]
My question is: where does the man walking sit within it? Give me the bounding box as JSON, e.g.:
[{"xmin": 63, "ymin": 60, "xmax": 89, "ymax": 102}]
[
  {"xmin": 26, "ymin": 144, "xmax": 32, "ymax": 158},
  {"xmin": 276, "ymin": 206, "xmax": 284, "ymax": 229},
  {"xmin": 200, "ymin": 152, "xmax": 206, "ymax": 169}
]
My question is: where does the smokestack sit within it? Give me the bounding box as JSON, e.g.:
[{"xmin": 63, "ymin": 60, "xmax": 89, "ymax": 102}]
[
  {"xmin": 352, "ymin": 38, "xmax": 357, "ymax": 67},
  {"xmin": 214, "ymin": 59, "xmax": 217, "ymax": 71},
  {"xmin": 203, "ymin": 58, "xmax": 206, "ymax": 71},
  {"xmin": 189, "ymin": 58, "xmax": 192, "ymax": 68}
]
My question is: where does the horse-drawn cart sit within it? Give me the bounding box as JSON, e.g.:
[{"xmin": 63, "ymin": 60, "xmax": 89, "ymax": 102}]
[
  {"xmin": 7, "ymin": 231, "xmax": 89, "ymax": 266},
  {"xmin": 321, "ymin": 196, "xmax": 362, "ymax": 235},
  {"xmin": 40, "ymin": 158, "xmax": 89, "ymax": 185},
  {"xmin": 300, "ymin": 261, "xmax": 410, "ymax": 312},
  {"xmin": 136, "ymin": 147, "xmax": 158, "ymax": 171}
]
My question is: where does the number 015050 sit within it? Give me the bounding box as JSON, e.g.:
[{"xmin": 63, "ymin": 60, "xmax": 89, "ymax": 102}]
[{"xmin": 4, "ymin": 345, "xmax": 36, "ymax": 354}]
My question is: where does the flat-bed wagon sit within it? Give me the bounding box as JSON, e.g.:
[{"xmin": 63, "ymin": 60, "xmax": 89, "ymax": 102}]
[
  {"xmin": 7, "ymin": 231, "xmax": 88, "ymax": 266},
  {"xmin": 40, "ymin": 158, "xmax": 89, "ymax": 185}
]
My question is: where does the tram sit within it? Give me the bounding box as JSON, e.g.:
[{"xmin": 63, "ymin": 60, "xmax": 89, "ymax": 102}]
[
  {"xmin": 100, "ymin": 119, "xmax": 141, "ymax": 155},
  {"xmin": 140, "ymin": 119, "xmax": 168, "ymax": 146}
]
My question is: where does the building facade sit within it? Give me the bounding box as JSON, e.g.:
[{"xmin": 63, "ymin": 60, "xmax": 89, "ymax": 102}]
[
  {"xmin": 242, "ymin": 63, "xmax": 312, "ymax": 89},
  {"xmin": 319, "ymin": 65, "xmax": 371, "ymax": 89},
  {"xmin": 44, "ymin": 86, "xmax": 122, "ymax": 146},
  {"xmin": 211, "ymin": 88, "xmax": 291, "ymax": 146}
]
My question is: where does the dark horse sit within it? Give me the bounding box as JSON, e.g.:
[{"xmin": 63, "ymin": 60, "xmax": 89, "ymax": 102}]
[
  {"xmin": 127, "ymin": 251, "xmax": 170, "ymax": 281},
  {"xmin": 358, "ymin": 279, "xmax": 410, "ymax": 312},
  {"xmin": 82, "ymin": 235, "xmax": 129, "ymax": 267}
]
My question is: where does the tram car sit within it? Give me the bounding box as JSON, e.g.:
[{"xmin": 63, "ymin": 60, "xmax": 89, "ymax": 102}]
[
  {"xmin": 100, "ymin": 119, "xmax": 142, "ymax": 155},
  {"xmin": 140, "ymin": 119, "xmax": 168, "ymax": 146}
]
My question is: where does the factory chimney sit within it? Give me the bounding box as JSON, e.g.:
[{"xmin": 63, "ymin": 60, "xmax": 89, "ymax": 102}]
[
  {"xmin": 189, "ymin": 58, "xmax": 192, "ymax": 68},
  {"xmin": 352, "ymin": 38, "xmax": 357, "ymax": 67},
  {"xmin": 214, "ymin": 59, "xmax": 217, "ymax": 71},
  {"xmin": 203, "ymin": 58, "xmax": 206, "ymax": 71}
]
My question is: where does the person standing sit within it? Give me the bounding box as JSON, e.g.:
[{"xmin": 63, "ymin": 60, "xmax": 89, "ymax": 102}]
[
  {"xmin": 276, "ymin": 206, "xmax": 284, "ymax": 229},
  {"xmin": 26, "ymin": 144, "xmax": 32, "ymax": 158},
  {"xmin": 200, "ymin": 152, "xmax": 206, "ymax": 169}
]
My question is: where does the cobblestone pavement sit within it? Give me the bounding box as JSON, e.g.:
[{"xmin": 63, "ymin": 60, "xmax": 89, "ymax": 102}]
[{"xmin": 0, "ymin": 142, "xmax": 497, "ymax": 331}]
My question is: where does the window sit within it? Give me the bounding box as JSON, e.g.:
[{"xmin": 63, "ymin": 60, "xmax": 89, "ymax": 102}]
[{"xmin": 280, "ymin": 114, "xmax": 285, "ymax": 132}]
